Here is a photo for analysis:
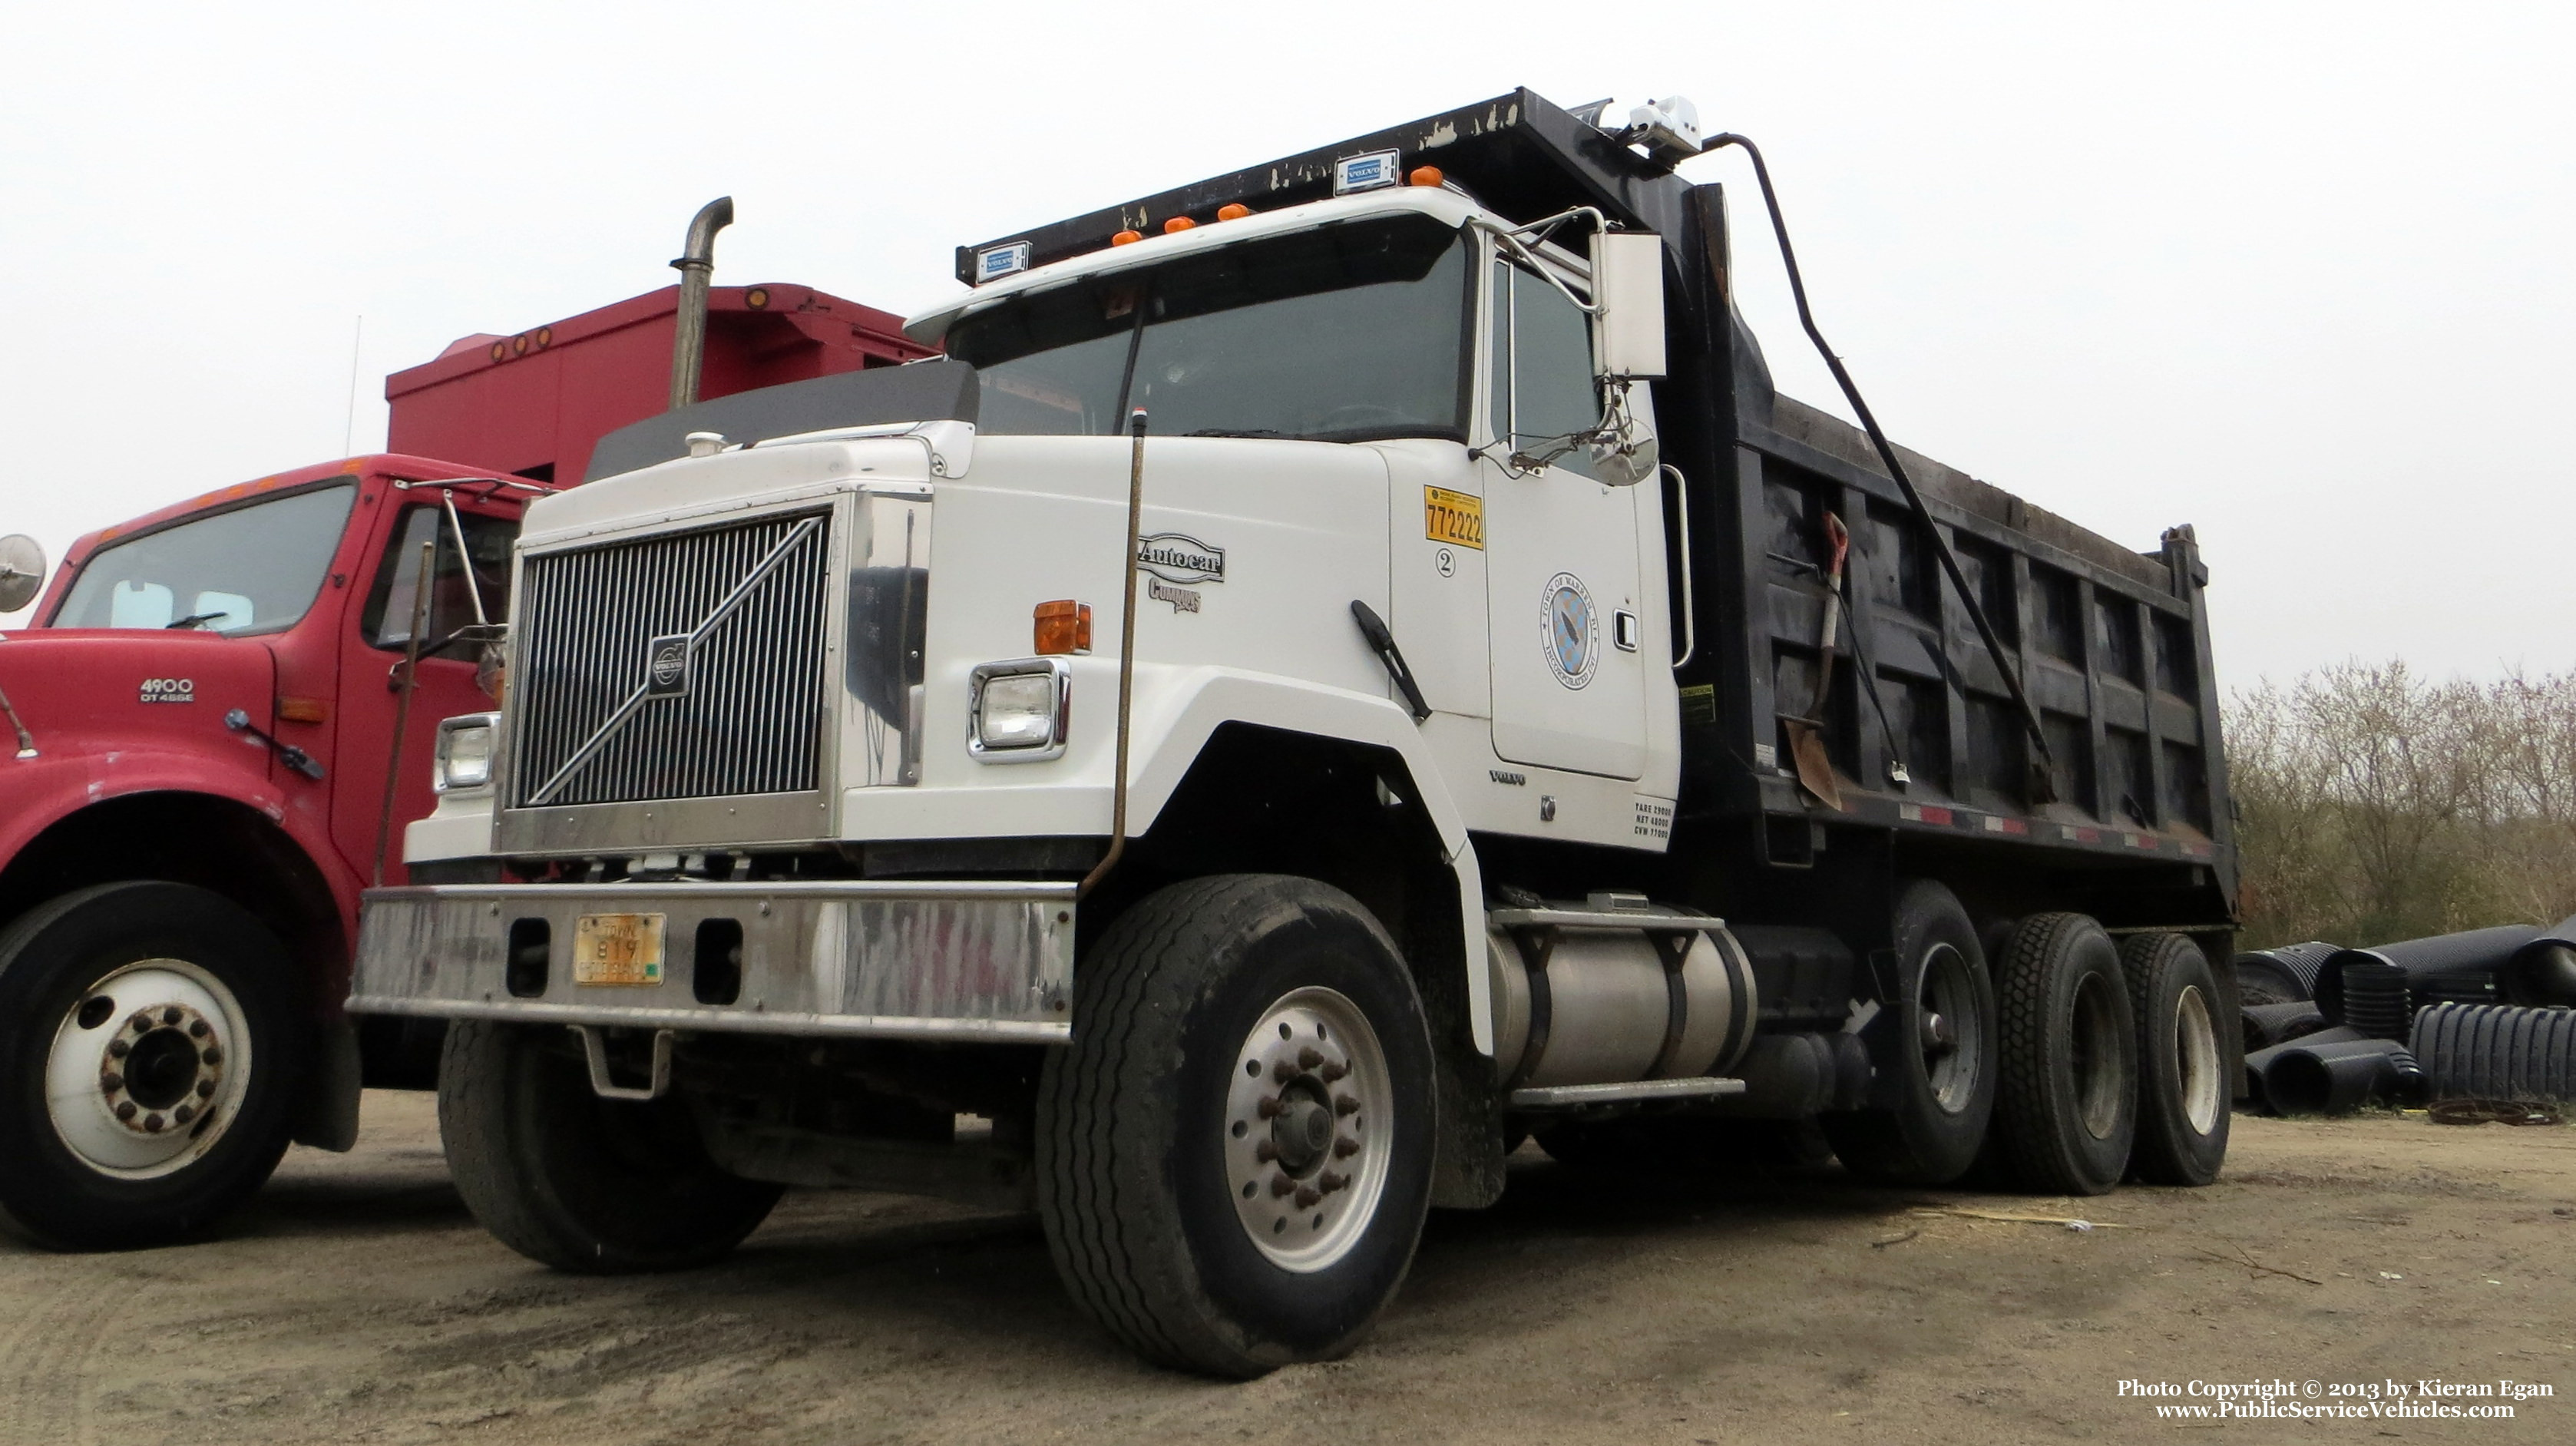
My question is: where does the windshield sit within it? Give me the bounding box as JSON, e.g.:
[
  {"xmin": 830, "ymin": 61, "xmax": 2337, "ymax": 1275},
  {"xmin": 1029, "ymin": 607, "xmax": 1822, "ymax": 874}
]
[
  {"xmin": 947, "ymin": 214, "xmax": 1473, "ymax": 443},
  {"xmin": 51, "ymin": 484, "xmax": 356, "ymax": 635}
]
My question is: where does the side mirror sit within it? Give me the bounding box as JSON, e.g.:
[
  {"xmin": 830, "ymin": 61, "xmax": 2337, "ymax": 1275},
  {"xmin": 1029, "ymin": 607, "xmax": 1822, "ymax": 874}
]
[
  {"xmin": 0, "ymin": 535, "xmax": 46, "ymax": 614},
  {"xmin": 1590, "ymin": 232, "xmax": 1668, "ymax": 381}
]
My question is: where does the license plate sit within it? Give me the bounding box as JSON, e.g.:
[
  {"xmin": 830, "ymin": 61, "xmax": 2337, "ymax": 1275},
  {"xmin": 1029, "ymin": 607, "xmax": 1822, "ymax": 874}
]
[{"xmin": 572, "ymin": 913, "xmax": 666, "ymax": 986}]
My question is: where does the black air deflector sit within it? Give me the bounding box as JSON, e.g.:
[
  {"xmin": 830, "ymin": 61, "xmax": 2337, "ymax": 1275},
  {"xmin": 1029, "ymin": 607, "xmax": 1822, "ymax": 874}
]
[{"xmin": 585, "ymin": 359, "xmax": 980, "ymax": 482}]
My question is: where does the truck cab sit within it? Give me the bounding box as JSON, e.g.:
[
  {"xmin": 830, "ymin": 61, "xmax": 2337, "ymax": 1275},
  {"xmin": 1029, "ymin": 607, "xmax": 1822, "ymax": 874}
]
[
  {"xmin": 358, "ymin": 91, "xmax": 2237, "ymax": 1378},
  {"xmin": 0, "ymin": 280, "xmax": 928, "ymax": 1251}
]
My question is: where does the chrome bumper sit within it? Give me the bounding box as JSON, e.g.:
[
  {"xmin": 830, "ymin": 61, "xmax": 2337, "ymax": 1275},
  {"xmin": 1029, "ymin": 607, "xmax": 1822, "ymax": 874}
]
[{"xmin": 349, "ymin": 881, "xmax": 1076, "ymax": 1043}]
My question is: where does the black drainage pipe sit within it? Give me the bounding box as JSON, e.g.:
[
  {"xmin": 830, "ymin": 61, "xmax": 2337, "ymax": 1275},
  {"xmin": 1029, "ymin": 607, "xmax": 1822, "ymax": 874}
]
[
  {"xmin": 2409, "ymin": 1003, "xmax": 2576, "ymax": 1102},
  {"xmin": 2316, "ymin": 925, "xmax": 2542, "ymax": 1022},
  {"xmin": 2240, "ymin": 999, "xmax": 2327, "ymax": 1053},
  {"xmin": 2233, "ymin": 941, "xmax": 2336, "ymax": 1004},
  {"xmin": 2262, "ymin": 1037, "xmax": 2422, "ymax": 1117},
  {"xmin": 2502, "ymin": 918, "xmax": 2576, "ymax": 1008}
]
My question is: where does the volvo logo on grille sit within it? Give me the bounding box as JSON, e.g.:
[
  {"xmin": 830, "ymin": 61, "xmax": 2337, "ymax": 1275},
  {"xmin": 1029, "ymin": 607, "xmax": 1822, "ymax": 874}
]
[{"xmin": 644, "ymin": 634, "xmax": 692, "ymax": 697}]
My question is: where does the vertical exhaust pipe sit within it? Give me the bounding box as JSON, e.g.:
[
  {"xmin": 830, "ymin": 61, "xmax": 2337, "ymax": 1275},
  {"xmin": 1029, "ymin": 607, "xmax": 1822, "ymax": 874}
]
[{"xmin": 667, "ymin": 197, "xmax": 735, "ymax": 410}]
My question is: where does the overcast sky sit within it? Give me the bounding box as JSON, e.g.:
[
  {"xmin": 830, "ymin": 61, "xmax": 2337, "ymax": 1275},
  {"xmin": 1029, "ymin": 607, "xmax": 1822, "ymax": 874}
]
[{"xmin": 3, "ymin": 2, "xmax": 2568, "ymax": 690}]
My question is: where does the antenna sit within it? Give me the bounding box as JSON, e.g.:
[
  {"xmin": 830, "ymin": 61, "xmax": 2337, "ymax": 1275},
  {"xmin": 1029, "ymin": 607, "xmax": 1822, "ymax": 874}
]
[{"xmin": 342, "ymin": 314, "xmax": 365, "ymax": 458}]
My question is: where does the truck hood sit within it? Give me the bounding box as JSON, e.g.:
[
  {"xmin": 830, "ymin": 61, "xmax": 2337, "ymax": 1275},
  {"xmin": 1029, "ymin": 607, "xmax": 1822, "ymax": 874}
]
[{"xmin": 0, "ymin": 630, "xmax": 278, "ymax": 769}]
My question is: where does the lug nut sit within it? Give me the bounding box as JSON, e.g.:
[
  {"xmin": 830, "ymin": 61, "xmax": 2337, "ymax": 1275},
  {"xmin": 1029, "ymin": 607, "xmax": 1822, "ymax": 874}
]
[
  {"xmin": 1320, "ymin": 1170, "xmax": 1349, "ymax": 1193},
  {"xmin": 1294, "ymin": 1186, "xmax": 1321, "ymax": 1209},
  {"xmin": 114, "ymin": 1102, "xmax": 137, "ymax": 1121},
  {"xmin": 100, "ymin": 1072, "xmax": 124, "ymax": 1093},
  {"xmin": 107, "ymin": 1040, "xmax": 131, "ymax": 1060},
  {"xmin": 1332, "ymin": 1137, "xmax": 1360, "ymax": 1158},
  {"xmin": 131, "ymin": 1014, "xmax": 154, "ymax": 1034},
  {"xmin": 1298, "ymin": 1047, "xmax": 1322, "ymax": 1070},
  {"xmin": 1256, "ymin": 1096, "xmax": 1284, "ymax": 1119},
  {"xmin": 162, "ymin": 1006, "xmax": 182, "ymax": 1026},
  {"xmin": 197, "ymin": 1080, "xmax": 216, "ymax": 1099},
  {"xmin": 174, "ymin": 1104, "xmax": 196, "ymax": 1125},
  {"xmin": 200, "ymin": 1047, "xmax": 223, "ymax": 1066},
  {"xmin": 1334, "ymin": 1094, "xmax": 1360, "ymax": 1116},
  {"xmin": 1321, "ymin": 1060, "xmax": 1349, "ymax": 1083},
  {"xmin": 144, "ymin": 1113, "xmax": 165, "ymax": 1133},
  {"xmin": 1271, "ymin": 1059, "xmax": 1298, "ymax": 1083},
  {"xmin": 1269, "ymin": 1173, "xmax": 1298, "ymax": 1199},
  {"xmin": 189, "ymin": 1021, "xmax": 210, "ymax": 1039},
  {"xmin": 1254, "ymin": 1140, "xmax": 1278, "ymax": 1163}
]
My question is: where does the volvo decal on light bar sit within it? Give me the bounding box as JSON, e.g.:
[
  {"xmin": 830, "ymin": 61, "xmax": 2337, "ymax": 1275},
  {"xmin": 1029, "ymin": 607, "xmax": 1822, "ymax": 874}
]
[
  {"xmin": 974, "ymin": 240, "xmax": 1033, "ymax": 285},
  {"xmin": 1332, "ymin": 150, "xmax": 1401, "ymax": 195}
]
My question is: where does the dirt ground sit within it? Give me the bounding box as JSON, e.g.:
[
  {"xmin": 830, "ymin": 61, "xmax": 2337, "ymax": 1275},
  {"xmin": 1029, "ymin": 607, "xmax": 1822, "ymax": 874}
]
[{"xmin": 3, "ymin": 1095, "xmax": 2571, "ymax": 1445}]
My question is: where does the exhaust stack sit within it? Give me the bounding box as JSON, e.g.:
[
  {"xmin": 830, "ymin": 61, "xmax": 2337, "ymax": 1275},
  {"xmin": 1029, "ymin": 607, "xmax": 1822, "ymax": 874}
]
[{"xmin": 667, "ymin": 197, "xmax": 735, "ymax": 410}]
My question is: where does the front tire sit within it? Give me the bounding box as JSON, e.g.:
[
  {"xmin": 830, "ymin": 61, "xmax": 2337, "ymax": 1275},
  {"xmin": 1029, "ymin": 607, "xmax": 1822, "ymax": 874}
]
[
  {"xmin": 0, "ymin": 882, "xmax": 303, "ymax": 1249},
  {"xmin": 1037, "ymin": 875, "xmax": 1436, "ymax": 1378},
  {"xmin": 2121, "ymin": 932, "xmax": 2230, "ymax": 1186},
  {"xmin": 437, "ymin": 1021, "xmax": 782, "ymax": 1273}
]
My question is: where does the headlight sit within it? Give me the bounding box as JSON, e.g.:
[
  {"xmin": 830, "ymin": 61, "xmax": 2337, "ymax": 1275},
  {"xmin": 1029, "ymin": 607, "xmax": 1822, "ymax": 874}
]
[
  {"xmin": 434, "ymin": 712, "xmax": 501, "ymax": 792},
  {"xmin": 968, "ymin": 660, "xmax": 1070, "ymax": 762}
]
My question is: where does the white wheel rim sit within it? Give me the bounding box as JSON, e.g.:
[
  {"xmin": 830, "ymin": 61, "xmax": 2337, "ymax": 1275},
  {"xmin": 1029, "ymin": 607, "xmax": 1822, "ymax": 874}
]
[
  {"xmin": 1223, "ymin": 986, "xmax": 1393, "ymax": 1273},
  {"xmin": 45, "ymin": 958, "xmax": 253, "ymax": 1180},
  {"xmin": 2173, "ymin": 984, "xmax": 2222, "ymax": 1134}
]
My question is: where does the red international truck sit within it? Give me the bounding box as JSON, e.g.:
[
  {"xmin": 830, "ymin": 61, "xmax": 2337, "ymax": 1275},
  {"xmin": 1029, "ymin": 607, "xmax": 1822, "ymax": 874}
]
[{"xmin": 0, "ymin": 278, "xmax": 926, "ymax": 1249}]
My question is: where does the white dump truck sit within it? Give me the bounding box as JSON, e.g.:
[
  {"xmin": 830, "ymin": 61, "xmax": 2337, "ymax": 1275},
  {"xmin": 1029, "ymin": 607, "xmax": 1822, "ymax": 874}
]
[{"xmin": 353, "ymin": 89, "xmax": 2240, "ymax": 1377}]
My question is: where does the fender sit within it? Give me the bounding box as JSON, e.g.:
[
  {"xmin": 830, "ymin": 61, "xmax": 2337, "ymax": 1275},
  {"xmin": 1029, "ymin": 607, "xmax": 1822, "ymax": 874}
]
[
  {"xmin": 1119, "ymin": 667, "xmax": 1493, "ymax": 1054},
  {"xmin": 0, "ymin": 749, "xmax": 357, "ymax": 943}
]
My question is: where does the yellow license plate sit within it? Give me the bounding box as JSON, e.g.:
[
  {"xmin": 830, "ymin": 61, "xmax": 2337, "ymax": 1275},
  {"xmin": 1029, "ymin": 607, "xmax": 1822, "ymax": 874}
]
[
  {"xmin": 1424, "ymin": 485, "xmax": 1484, "ymax": 550},
  {"xmin": 572, "ymin": 913, "xmax": 666, "ymax": 986}
]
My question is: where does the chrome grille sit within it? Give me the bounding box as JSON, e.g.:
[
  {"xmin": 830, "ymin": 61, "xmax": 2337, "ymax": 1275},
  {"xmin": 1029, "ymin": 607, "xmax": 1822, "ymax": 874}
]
[{"xmin": 508, "ymin": 511, "xmax": 831, "ymax": 809}]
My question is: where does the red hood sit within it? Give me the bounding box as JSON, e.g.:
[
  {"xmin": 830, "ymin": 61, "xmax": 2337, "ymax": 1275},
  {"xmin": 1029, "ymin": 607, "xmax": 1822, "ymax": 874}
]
[{"xmin": 0, "ymin": 629, "xmax": 277, "ymax": 773}]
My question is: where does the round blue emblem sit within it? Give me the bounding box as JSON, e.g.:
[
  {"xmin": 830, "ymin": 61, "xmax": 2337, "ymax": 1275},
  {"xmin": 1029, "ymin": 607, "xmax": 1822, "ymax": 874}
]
[{"xmin": 1540, "ymin": 572, "xmax": 1598, "ymax": 690}]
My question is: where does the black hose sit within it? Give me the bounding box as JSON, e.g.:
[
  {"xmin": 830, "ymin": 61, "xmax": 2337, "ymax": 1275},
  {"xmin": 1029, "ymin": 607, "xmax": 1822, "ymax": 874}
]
[{"xmin": 1699, "ymin": 133, "xmax": 2055, "ymax": 798}]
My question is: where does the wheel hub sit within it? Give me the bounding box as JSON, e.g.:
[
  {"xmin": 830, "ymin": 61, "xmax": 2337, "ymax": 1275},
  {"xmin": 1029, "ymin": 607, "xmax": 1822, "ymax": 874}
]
[
  {"xmin": 1224, "ymin": 986, "xmax": 1392, "ymax": 1272},
  {"xmin": 45, "ymin": 960, "xmax": 250, "ymax": 1177}
]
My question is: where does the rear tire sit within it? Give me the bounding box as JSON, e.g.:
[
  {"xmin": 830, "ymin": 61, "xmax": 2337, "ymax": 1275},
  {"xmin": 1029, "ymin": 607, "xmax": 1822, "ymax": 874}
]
[
  {"xmin": 1037, "ymin": 875, "xmax": 1436, "ymax": 1378},
  {"xmin": 1989, "ymin": 914, "xmax": 2136, "ymax": 1196},
  {"xmin": 2121, "ymin": 933, "xmax": 2230, "ymax": 1186},
  {"xmin": 0, "ymin": 882, "xmax": 303, "ymax": 1249},
  {"xmin": 1820, "ymin": 880, "xmax": 1996, "ymax": 1186},
  {"xmin": 437, "ymin": 1021, "xmax": 781, "ymax": 1272}
]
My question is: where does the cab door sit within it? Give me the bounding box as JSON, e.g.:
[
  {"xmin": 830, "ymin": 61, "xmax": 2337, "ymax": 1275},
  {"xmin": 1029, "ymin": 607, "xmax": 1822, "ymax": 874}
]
[
  {"xmin": 1482, "ymin": 254, "xmax": 1649, "ymax": 780},
  {"xmin": 331, "ymin": 488, "xmax": 522, "ymax": 882}
]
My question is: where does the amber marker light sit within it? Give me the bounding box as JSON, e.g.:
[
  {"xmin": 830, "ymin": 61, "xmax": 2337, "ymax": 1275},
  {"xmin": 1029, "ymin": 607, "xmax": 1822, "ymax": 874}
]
[
  {"xmin": 276, "ymin": 697, "xmax": 328, "ymax": 724},
  {"xmin": 1408, "ymin": 166, "xmax": 1443, "ymax": 187},
  {"xmin": 511, "ymin": 335, "xmax": 529, "ymax": 356},
  {"xmin": 1034, "ymin": 600, "xmax": 1093, "ymax": 656},
  {"xmin": 1163, "ymin": 217, "xmax": 1195, "ymax": 233},
  {"xmin": 1216, "ymin": 203, "xmax": 1252, "ymax": 221},
  {"xmin": 488, "ymin": 341, "xmax": 508, "ymax": 362},
  {"xmin": 1111, "ymin": 230, "xmax": 1143, "ymax": 246},
  {"xmin": 534, "ymin": 326, "xmax": 554, "ymax": 347},
  {"xmin": 745, "ymin": 287, "xmax": 769, "ymax": 309}
]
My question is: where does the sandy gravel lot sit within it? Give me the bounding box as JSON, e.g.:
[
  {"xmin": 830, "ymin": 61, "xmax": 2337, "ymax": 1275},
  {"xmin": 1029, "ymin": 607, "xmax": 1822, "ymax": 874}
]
[{"xmin": 3, "ymin": 1093, "xmax": 2571, "ymax": 1444}]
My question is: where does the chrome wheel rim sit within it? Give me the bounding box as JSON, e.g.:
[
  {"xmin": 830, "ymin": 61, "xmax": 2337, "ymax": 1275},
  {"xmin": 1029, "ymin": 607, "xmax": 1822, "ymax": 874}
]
[
  {"xmin": 45, "ymin": 958, "xmax": 252, "ymax": 1179},
  {"xmin": 1917, "ymin": 942, "xmax": 1983, "ymax": 1113},
  {"xmin": 1224, "ymin": 986, "xmax": 1392, "ymax": 1272},
  {"xmin": 2173, "ymin": 984, "xmax": 2222, "ymax": 1134}
]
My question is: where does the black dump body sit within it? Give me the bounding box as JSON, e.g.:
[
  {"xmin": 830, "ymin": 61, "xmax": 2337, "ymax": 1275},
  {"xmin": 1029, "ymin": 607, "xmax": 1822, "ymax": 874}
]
[{"xmin": 964, "ymin": 89, "xmax": 2237, "ymax": 941}]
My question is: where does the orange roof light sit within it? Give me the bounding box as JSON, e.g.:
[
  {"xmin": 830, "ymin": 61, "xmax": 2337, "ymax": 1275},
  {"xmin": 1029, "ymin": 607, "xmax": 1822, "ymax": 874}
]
[
  {"xmin": 488, "ymin": 341, "xmax": 508, "ymax": 362},
  {"xmin": 534, "ymin": 326, "xmax": 554, "ymax": 347},
  {"xmin": 1162, "ymin": 217, "xmax": 1195, "ymax": 234},
  {"xmin": 1034, "ymin": 600, "xmax": 1093, "ymax": 656},
  {"xmin": 1408, "ymin": 166, "xmax": 1443, "ymax": 188},
  {"xmin": 744, "ymin": 287, "xmax": 769, "ymax": 309},
  {"xmin": 1216, "ymin": 203, "xmax": 1252, "ymax": 221},
  {"xmin": 1111, "ymin": 230, "xmax": 1143, "ymax": 247}
]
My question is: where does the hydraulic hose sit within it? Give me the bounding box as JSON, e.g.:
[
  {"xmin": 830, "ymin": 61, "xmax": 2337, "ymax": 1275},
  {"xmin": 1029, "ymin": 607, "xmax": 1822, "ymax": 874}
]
[{"xmin": 1698, "ymin": 133, "xmax": 2057, "ymax": 799}]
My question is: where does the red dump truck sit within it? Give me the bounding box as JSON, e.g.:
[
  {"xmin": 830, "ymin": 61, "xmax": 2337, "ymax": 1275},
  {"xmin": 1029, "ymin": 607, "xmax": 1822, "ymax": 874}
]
[{"xmin": 0, "ymin": 270, "xmax": 926, "ymax": 1249}]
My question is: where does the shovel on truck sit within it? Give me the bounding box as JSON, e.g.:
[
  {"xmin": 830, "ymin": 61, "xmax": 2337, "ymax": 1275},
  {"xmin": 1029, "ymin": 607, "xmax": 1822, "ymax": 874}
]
[{"xmin": 1784, "ymin": 512, "xmax": 1850, "ymax": 810}]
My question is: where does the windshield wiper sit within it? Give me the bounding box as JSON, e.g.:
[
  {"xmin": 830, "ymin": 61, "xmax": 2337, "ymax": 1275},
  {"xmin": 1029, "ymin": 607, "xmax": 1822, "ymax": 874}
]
[
  {"xmin": 165, "ymin": 611, "xmax": 230, "ymax": 630},
  {"xmin": 1182, "ymin": 428, "xmax": 1291, "ymax": 438}
]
